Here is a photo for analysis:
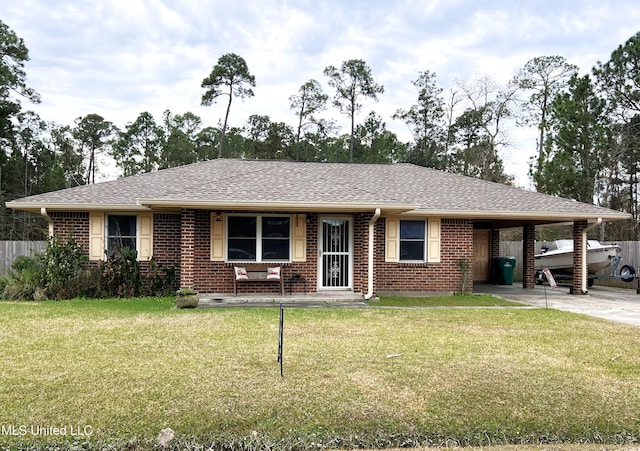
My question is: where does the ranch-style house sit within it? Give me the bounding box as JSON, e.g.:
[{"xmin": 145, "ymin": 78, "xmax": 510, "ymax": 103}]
[{"xmin": 7, "ymin": 159, "xmax": 630, "ymax": 297}]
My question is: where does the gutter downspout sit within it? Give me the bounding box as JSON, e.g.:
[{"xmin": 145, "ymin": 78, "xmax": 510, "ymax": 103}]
[
  {"xmin": 580, "ymin": 218, "xmax": 602, "ymax": 294},
  {"xmin": 364, "ymin": 208, "xmax": 381, "ymax": 300},
  {"xmin": 40, "ymin": 207, "xmax": 53, "ymax": 237}
]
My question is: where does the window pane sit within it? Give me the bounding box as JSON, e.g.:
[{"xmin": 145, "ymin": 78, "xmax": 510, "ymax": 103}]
[
  {"xmin": 400, "ymin": 241, "xmax": 424, "ymax": 261},
  {"xmin": 108, "ymin": 215, "xmax": 137, "ymax": 237},
  {"xmin": 228, "ymin": 216, "xmax": 257, "ymax": 238},
  {"xmin": 400, "ymin": 220, "xmax": 425, "ymax": 239},
  {"xmin": 262, "ymin": 239, "xmax": 289, "ymax": 260},
  {"xmin": 108, "ymin": 237, "xmax": 136, "ymax": 256},
  {"xmin": 262, "ymin": 217, "xmax": 290, "ymax": 238},
  {"xmin": 228, "ymin": 238, "xmax": 256, "ymax": 261}
]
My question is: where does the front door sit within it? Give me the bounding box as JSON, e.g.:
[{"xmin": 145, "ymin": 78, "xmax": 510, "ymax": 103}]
[
  {"xmin": 319, "ymin": 217, "xmax": 353, "ymax": 289},
  {"xmin": 473, "ymin": 229, "xmax": 491, "ymax": 281}
]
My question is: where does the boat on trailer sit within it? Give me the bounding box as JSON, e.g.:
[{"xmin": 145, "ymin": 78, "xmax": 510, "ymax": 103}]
[{"xmin": 534, "ymin": 240, "xmax": 635, "ymax": 286}]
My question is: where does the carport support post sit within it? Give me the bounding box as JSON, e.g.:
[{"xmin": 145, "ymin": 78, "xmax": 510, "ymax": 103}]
[
  {"xmin": 572, "ymin": 220, "xmax": 588, "ymax": 295},
  {"xmin": 522, "ymin": 224, "xmax": 535, "ymax": 288}
]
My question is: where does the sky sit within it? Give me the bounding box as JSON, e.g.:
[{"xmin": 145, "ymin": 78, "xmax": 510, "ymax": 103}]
[{"xmin": 3, "ymin": 0, "xmax": 640, "ymax": 187}]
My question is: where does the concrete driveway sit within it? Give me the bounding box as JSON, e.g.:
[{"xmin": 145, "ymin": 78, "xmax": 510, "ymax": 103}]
[{"xmin": 476, "ymin": 283, "xmax": 640, "ymax": 327}]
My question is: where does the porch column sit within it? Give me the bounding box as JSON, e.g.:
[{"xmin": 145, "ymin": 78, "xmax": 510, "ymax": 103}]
[
  {"xmin": 522, "ymin": 224, "xmax": 535, "ymax": 288},
  {"xmin": 490, "ymin": 229, "xmax": 500, "ymax": 282},
  {"xmin": 572, "ymin": 220, "xmax": 588, "ymax": 295},
  {"xmin": 180, "ymin": 209, "xmax": 196, "ymax": 290}
]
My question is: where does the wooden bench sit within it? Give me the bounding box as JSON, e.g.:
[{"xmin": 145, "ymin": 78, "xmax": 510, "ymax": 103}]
[{"xmin": 233, "ymin": 264, "xmax": 284, "ymax": 295}]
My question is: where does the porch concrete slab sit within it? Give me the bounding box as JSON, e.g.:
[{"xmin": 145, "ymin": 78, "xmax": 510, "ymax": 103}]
[
  {"xmin": 198, "ymin": 292, "xmax": 368, "ymax": 308},
  {"xmin": 475, "ymin": 283, "xmax": 640, "ymax": 327}
]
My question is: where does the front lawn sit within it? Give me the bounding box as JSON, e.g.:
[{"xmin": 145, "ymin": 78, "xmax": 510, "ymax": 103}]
[{"xmin": 0, "ymin": 297, "xmax": 639, "ymax": 449}]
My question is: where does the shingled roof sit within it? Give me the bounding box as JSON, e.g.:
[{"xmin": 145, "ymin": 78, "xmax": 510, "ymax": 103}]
[{"xmin": 7, "ymin": 159, "xmax": 630, "ymax": 222}]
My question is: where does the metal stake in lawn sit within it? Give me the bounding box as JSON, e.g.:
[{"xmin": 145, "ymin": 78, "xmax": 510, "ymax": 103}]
[
  {"xmin": 277, "ymin": 303, "xmax": 284, "ymax": 377},
  {"xmin": 542, "ymin": 267, "xmax": 557, "ymax": 309}
]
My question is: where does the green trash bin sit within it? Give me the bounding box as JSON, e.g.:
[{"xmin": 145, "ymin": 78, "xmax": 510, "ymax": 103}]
[{"xmin": 494, "ymin": 256, "xmax": 516, "ymax": 285}]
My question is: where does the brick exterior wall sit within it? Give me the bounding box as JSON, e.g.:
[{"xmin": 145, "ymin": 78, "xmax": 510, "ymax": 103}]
[
  {"xmin": 50, "ymin": 212, "xmax": 90, "ymax": 252},
  {"xmin": 50, "ymin": 210, "xmax": 476, "ymax": 295},
  {"xmin": 153, "ymin": 213, "xmax": 181, "ymax": 284},
  {"xmin": 375, "ymin": 218, "xmax": 474, "ymax": 293}
]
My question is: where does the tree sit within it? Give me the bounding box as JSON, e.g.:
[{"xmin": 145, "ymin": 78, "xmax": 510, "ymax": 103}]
[
  {"xmin": 451, "ymin": 75, "xmax": 519, "ymax": 183},
  {"xmin": 513, "ymin": 56, "xmax": 578, "ymax": 191},
  {"xmin": 48, "ymin": 123, "xmax": 84, "ymax": 188},
  {"xmin": 73, "ymin": 114, "xmax": 116, "ymax": 184},
  {"xmin": 0, "ymin": 20, "xmax": 40, "ymax": 144},
  {"xmin": 323, "ymin": 59, "xmax": 384, "ymax": 162},
  {"xmin": 201, "ymin": 53, "xmax": 255, "ymax": 158},
  {"xmin": 539, "ymin": 74, "xmax": 610, "ymax": 203},
  {"xmin": 244, "ymin": 114, "xmax": 271, "ymax": 159},
  {"xmin": 159, "ymin": 110, "xmax": 201, "ymax": 168},
  {"xmin": 289, "ymin": 79, "xmax": 328, "ymax": 160},
  {"xmin": 594, "ymin": 31, "xmax": 640, "ymax": 122},
  {"xmin": 354, "ymin": 112, "xmax": 406, "ymax": 163},
  {"xmin": 12, "ymin": 111, "xmax": 47, "ymax": 196},
  {"xmin": 394, "ymin": 71, "xmax": 447, "ymax": 169},
  {"xmin": 594, "ymin": 31, "xmax": 640, "ymax": 220},
  {"xmin": 449, "ymin": 108, "xmax": 511, "ymax": 183},
  {"xmin": 194, "ymin": 126, "xmax": 219, "ymax": 161},
  {"xmin": 112, "ymin": 112, "xmax": 164, "ymax": 176}
]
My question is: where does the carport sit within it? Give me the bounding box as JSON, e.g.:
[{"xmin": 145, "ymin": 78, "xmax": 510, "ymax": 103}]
[{"xmin": 473, "ymin": 213, "xmax": 630, "ymax": 295}]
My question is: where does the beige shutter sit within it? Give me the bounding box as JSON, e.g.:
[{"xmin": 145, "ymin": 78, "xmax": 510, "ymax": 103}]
[
  {"xmin": 292, "ymin": 214, "xmax": 306, "ymax": 262},
  {"xmin": 385, "ymin": 218, "xmax": 399, "ymax": 262},
  {"xmin": 427, "ymin": 218, "xmax": 441, "ymax": 263},
  {"xmin": 138, "ymin": 213, "xmax": 153, "ymax": 261},
  {"xmin": 210, "ymin": 213, "xmax": 226, "ymax": 261},
  {"xmin": 89, "ymin": 212, "xmax": 105, "ymax": 261}
]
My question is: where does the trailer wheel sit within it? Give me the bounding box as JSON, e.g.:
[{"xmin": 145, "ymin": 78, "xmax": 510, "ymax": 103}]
[{"xmin": 620, "ymin": 265, "xmax": 636, "ymax": 283}]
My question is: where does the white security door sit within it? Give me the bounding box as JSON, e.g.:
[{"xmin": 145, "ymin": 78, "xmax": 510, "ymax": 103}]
[{"xmin": 319, "ymin": 217, "xmax": 353, "ymax": 289}]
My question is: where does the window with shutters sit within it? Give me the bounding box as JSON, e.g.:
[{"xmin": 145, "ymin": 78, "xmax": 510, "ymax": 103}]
[
  {"xmin": 227, "ymin": 215, "xmax": 290, "ymax": 262},
  {"xmin": 107, "ymin": 215, "xmax": 137, "ymax": 257},
  {"xmin": 399, "ymin": 219, "xmax": 426, "ymax": 262}
]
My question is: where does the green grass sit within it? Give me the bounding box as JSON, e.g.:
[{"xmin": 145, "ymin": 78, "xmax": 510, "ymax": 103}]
[
  {"xmin": 371, "ymin": 294, "xmax": 523, "ymax": 307},
  {"xmin": 0, "ymin": 297, "xmax": 639, "ymax": 450}
]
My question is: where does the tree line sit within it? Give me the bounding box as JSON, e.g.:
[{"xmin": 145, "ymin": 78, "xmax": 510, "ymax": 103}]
[{"xmin": 2, "ymin": 18, "xmax": 640, "ymax": 240}]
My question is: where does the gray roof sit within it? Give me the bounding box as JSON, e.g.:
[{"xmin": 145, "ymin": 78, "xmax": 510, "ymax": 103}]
[{"xmin": 7, "ymin": 159, "xmax": 630, "ymax": 222}]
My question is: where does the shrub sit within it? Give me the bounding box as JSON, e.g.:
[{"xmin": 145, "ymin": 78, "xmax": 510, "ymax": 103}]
[
  {"xmin": 100, "ymin": 246, "xmax": 142, "ymax": 298},
  {"xmin": 147, "ymin": 258, "xmax": 178, "ymax": 296},
  {"xmin": 1, "ymin": 234, "xmax": 180, "ymax": 300},
  {"xmin": 42, "ymin": 234, "xmax": 89, "ymax": 300},
  {"xmin": 0, "ymin": 255, "xmax": 46, "ymax": 300}
]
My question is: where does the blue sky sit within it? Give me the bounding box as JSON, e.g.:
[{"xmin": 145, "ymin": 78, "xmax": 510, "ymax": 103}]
[{"xmin": 3, "ymin": 0, "xmax": 640, "ymax": 186}]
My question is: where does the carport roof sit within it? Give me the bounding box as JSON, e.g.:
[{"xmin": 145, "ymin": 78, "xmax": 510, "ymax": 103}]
[{"xmin": 6, "ymin": 159, "xmax": 631, "ymax": 222}]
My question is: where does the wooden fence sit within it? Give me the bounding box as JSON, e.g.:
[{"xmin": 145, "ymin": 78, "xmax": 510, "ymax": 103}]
[
  {"xmin": 0, "ymin": 241, "xmax": 47, "ymax": 273},
  {"xmin": 500, "ymin": 241, "xmax": 640, "ymax": 288}
]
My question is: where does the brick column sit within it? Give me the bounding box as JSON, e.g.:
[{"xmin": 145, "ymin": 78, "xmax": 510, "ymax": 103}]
[
  {"xmin": 490, "ymin": 229, "xmax": 500, "ymax": 283},
  {"xmin": 180, "ymin": 209, "xmax": 196, "ymax": 290},
  {"xmin": 572, "ymin": 220, "xmax": 588, "ymax": 295},
  {"xmin": 522, "ymin": 224, "xmax": 535, "ymax": 288}
]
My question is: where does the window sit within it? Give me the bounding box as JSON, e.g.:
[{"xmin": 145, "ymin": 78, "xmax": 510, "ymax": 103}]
[
  {"xmin": 107, "ymin": 215, "xmax": 137, "ymax": 257},
  {"xmin": 227, "ymin": 215, "xmax": 290, "ymax": 262},
  {"xmin": 399, "ymin": 219, "xmax": 426, "ymax": 261}
]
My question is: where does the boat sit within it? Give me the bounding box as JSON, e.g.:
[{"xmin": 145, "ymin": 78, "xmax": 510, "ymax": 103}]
[{"xmin": 534, "ymin": 239, "xmax": 622, "ymax": 274}]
